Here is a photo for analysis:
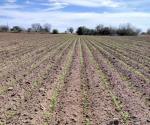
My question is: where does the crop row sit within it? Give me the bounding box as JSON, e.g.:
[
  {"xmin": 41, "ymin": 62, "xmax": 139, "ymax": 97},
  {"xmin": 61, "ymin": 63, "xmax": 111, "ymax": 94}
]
[
  {"xmin": 84, "ymin": 37, "xmax": 149, "ymax": 124},
  {"xmin": 93, "ymin": 36, "xmax": 150, "ymax": 66},
  {"xmin": 82, "ymin": 39, "xmax": 129, "ymax": 124},
  {"xmin": 0, "ymin": 38, "xmax": 75, "ymax": 124},
  {"xmin": 41, "ymin": 40, "xmax": 76, "ymax": 125},
  {"xmin": 86, "ymin": 38, "xmax": 150, "ymax": 97},
  {"xmin": 79, "ymin": 38, "xmax": 91, "ymax": 125}
]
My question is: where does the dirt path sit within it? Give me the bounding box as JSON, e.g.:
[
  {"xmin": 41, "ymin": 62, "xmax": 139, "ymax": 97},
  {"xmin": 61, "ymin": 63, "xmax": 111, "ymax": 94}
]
[{"xmin": 50, "ymin": 39, "xmax": 84, "ymax": 125}]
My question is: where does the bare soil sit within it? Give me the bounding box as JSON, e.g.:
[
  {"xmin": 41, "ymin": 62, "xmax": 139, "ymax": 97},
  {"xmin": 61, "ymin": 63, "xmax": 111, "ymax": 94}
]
[{"xmin": 0, "ymin": 33, "xmax": 149, "ymax": 125}]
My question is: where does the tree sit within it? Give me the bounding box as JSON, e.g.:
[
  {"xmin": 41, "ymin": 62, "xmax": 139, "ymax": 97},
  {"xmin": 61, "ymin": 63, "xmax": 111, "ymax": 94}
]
[
  {"xmin": 52, "ymin": 29, "xmax": 59, "ymax": 34},
  {"xmin": 31, "ymin": 23, "xmax": 42, "ymax": 32},
  {"xmin": 0, "ymin": 25, "xmax": 9, "ymax": 32},
  {"xmin": 43, "ymin": 23, "xmax": 51, "ymax": 32},
  {"xmin": 10, "ymin": 26, "xmax": 22, "ymax": 33},
  {"xmin": 76, "ymin": 26, "xmax": 96, "ymax": 35},
  {"xmin": 76, "ymin": 24, "xmax": 140, "ymax": 36},
  {"xmin": 95, "ymin": 24, "xmax": 104, "ymax": 35},
  {"xmin": 95, "ymin": 25, "xmax": 116, "ymax": 35},
  {"xmin": 67, "ymin": 27, "xmax": 74, "ymax": 33},
  {"xmin": 76, "ymin": 26, "xmax": 86, "ymax": 35},
  {"xmin": 117, "ymin": 23, "xmax": 140, "ymax": 36}
]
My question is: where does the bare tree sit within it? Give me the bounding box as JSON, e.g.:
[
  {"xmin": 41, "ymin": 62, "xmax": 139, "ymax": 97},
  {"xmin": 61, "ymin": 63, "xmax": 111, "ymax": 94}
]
[
  {"xmin": 31, "ymin": 23, "xmax": 42, "ymax": 32},
  {"xmin": 117, "ymin": 23, "xmax": 141, "ymax": 36},
  {"xmin": 67, "ymin": 27, "xmax": 74, "ymax": 33},
  {"xmin": 95, "ymin": 24, "xmax": 104, "ymax": 34},
  {"xmin": 43, "ymin": 23, "xmax": 51, "ymax": 32}
]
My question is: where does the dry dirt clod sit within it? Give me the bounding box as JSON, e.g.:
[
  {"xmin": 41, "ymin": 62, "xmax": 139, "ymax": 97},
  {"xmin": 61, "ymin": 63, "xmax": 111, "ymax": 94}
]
[
  {"xmin": 39, "ymin": 88, "xmax": 45, "ymax": 92},
  {"xmin": 8, "ymin": 87, "xmax": 13, "ymax": 91},
  {"xmin": 40, "ymin": 104, "xmax": 46, "ymax": 111}
]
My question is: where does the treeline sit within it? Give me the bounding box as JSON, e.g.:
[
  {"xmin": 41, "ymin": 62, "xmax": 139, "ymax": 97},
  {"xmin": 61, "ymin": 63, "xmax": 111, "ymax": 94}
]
[
  {"xmin": 0, "ymin": 23, "xmax": 150, "ymax": 36},
  {"xmin": 0, "ymin": 23, "xmax": 59, "ymax": 34},
  {"xmin": 76, "ymin": 24, "xmax": 143, "ymax": 36}
]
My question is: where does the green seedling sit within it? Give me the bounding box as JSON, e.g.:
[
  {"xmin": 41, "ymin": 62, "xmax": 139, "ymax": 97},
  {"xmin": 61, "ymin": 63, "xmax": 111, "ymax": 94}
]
[
  {"xmin": 42, "ymin": 40, "xmax": 76, "ymax": 123},
  {"xmin": 79, "ymin": 40, "xmax": 91, "ymax": 125},
  {"xmin": 84, "ymin": 41, "xmax": 130, "ymax": 124}
]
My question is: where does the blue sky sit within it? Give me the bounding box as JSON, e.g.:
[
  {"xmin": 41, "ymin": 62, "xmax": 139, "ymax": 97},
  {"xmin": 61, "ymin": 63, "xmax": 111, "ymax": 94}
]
[{"xmin": 0, "ymin": 0, "xmax": 150, "ymax": 31}]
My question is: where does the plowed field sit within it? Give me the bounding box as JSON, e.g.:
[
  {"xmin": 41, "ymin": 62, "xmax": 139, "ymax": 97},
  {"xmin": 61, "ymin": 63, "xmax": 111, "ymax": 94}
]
[{"xmin": 0, "ymin": 33, "xmax": 149, "ymax": 125}]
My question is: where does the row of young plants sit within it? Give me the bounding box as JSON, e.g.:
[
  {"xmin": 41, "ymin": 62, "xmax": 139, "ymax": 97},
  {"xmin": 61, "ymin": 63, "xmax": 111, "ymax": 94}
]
[
  {"xmin": 85, "ymin": 37, "xmax": 149, "ymax": 124},
  {"xmin": 42, "ymin": 40, "xmax": 77, "ymax": 125},
  {"xmin": 2, "ymin": 35, "xmax": 70, "ymax": 66},
  {"xmin": 105, "ymin": 36, "xmax": 149, "ymax": 51},
  {"xmin": 0, "ymin": 39, "xmax": 75, "ymax": 124},
  {"xmin": 22, "ymin": 39, "xmax": 74, "ymax": 101},
  {"xmin": 0, "ymin": 44, "xmax": 34, "ymax": 64},
  {"xmin": 96, "ymin": 36, "xmax": 150, "ymax": 61},
  {"xmin": 112, "ymin": 37, "xmax": 150, "ymax": 63},
  {"xmin": 0, "ymin": 36, "xmax": 56, "ymax": 68},
  {"xmin": 0, "ymin": 38, "xmax": 72, "ymax": 95},
  {"xmin": 31, "ymin": 38, "xmax": 74, "ymax": 89},
  {"xmin": 21, "ymin": 39, "xmax": 75, "ymax": 124},
  {"xmin": 94, "ymin": 36, "xmax": 150, "ymax": 62},
  {"xmin": 83, "ymin": 39, "xmax": 130, "ymax": 124},
  {"xmin": 0, "ymin": 37, "xmax": 66, "ymax": 79},
  {"xmin": 100, "ymin": 36, "xmax": 149, "ymax": 58},
  {"xmin": 79, "ymin": 39, "xmax": 91, "ymax": 125},
  {"xmin": 90, "ymin": 37, "xmax": 150, "ymax": 79},
  {"xmin": 93, "ymin": 37, "xmax": 150, "ymax": 67},
  {"xmin": 87, "ymin": 39, "xmax": 149, "ymax": 96},
  {"xmin": 113, "ymin": 36, "xmax": 150, "ymax": 52}
]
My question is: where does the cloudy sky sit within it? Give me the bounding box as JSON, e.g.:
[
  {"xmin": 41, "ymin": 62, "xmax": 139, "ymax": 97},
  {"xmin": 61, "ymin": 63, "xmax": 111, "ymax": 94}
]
[{"xmin": 0, "ymin": 0, "xmax": 150, "ymax": 31}]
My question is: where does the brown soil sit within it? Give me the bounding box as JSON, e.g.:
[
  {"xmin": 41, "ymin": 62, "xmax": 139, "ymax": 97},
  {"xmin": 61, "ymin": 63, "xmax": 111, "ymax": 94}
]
[
  {"xmin": 50, "ymin": 40, "xmax": 84, "ymax": 125},
  {"xmin": 0, "ymin": 33, "xmax": 149, "ymax": 125}
]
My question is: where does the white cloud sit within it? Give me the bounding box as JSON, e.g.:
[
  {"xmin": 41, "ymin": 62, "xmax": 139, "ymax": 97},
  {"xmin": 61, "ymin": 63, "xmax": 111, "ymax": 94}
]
[
  {"xmin": 42, "ymin": 2, "xmax": 69, "ymax": 11},
  {"xmin": 0, "ymin": 7, "xmax": 149, "ymax": 31},
  {"xmin": 0, "ymin": 0, "xmax": 149, "ymax": 32},
  {"xmin": 48, "ymin": 0, "xmax": 123, "ymax": 8},
  {"xmin": 0, "ymin": 4, "xmax": 24, "ymax": 9},
  {"xmin": 6, "ymin": 0, "xmax": 17, "ymax": 3}
]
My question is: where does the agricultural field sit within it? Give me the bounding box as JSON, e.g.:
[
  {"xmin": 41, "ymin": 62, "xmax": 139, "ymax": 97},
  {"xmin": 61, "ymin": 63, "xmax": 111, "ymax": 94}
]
[{"xmin": 0, "ymin": 33, "xmax": 149, "ymax": 125}]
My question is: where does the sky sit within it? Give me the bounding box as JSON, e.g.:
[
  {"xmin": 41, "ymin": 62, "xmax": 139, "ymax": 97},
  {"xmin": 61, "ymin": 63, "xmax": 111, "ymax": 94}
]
[{"xmin": 0, "ymin": 0, "xmax": 150, "ymax": 31}]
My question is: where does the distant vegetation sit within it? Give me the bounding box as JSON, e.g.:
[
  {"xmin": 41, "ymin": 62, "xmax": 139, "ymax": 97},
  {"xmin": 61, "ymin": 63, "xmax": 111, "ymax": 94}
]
[
  {"xmin": 67, "ymin": 27, "xmax": 74, "ymax": 33},
  {"xmin": 52, "ymin": 29, "xmax": 59, "ymax": 34},
  {"xmin": 0, "ymin": 23, "xmax": 149, "ymax": 36},
  {"xmin": 0, "ymin": 23, "xmax": 52, "ymax": 33},
  {"xmin": 11, "ymin": 26, "xmax": 23, "ymax": 33},
  {"xmin": 76, "ymin": 24, "xmax": 141, "ymax": 36}
]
